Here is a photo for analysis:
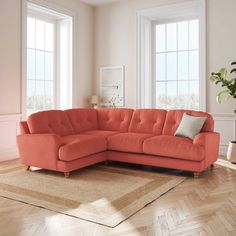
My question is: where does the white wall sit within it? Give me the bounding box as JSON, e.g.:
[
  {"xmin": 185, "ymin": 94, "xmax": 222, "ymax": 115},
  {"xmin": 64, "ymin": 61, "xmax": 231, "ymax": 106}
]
[
  {"xmin": 0, "ymin": 0, "xmax": 94, "ymax": 161},
  {"xmin": 0, "ymin": 0, "xmax": 22, "ymax": 115},
  {"xmin": 94, "ymin": 0, "xmax": 236, "ymax": 154}
]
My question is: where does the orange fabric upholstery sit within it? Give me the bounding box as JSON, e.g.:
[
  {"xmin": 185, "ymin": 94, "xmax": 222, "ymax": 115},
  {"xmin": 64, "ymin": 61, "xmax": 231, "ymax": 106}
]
[
  {"xmin": 163, "ymin": 110, "xmax": 214, "ymax": 136},
  {"xmin": 65, "ymin": 109, "xmax": 98, "ymax": 133},
  {"xmin": 17, "ymin": 108, "xmax": 220, "ymax": 175},
  {"xmin": 57, "ymin": 152, "xmax": 106, "ymax": 172},
  {"xmin": 108, "ymin": 133, "xmax": 153, "ymax": 153},
  {"xmin": 80, "ymin": 130, "xmax": 119, "ymax": 138},
  {"xmin": 193, "ymin": 132, "xmax": 220, "ymax": 166},
  {"xmin": 19, "ymin": 121, "xmax": 30, "ymax": 134},
  {"xmin": 96, "ymin": 108, "xmax": 134, "ymax": 132},
  {"xmin": 17, "ymin": 134, "xmax": 62, "ymax": 170},
  {"xmin": 128, "ymin": 109, "xmax": 167, "ymax": 135},
  {"xmin": 143, "ymin": 135, "xmax": 205, "ymax": 161},
  {"xmin": 27, "ymin": 110, "xmax": 74, "ymax": 136},
  {"xmin": 107, "ymin": 151, "xmax": 206, "ymax": 172},
  {"xmin": 59, "ymin": 135, "xmax": 107, "ymax": 162}
]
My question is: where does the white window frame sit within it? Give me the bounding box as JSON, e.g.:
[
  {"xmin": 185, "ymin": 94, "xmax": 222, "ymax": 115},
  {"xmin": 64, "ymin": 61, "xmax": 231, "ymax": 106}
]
[
  {"xmin": 21, "ymin": 0, "xmax": 77, "ymax": 118},
  {"xmin": 136, "ymin": 0, "xmax": 206, "ymax": 111}
]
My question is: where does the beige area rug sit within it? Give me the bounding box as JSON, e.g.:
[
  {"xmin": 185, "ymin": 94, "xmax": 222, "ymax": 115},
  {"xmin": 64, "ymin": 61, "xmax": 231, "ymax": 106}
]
[{"xmin": 0, "ymin": 161, "xmax": 186, "ymax": 227}]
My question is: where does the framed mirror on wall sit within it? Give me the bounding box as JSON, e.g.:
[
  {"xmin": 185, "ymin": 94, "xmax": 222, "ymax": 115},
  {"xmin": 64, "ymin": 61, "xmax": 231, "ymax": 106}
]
[{"xmin": 100, "ymin": 66, "xmax": 125, "ymax": 107}]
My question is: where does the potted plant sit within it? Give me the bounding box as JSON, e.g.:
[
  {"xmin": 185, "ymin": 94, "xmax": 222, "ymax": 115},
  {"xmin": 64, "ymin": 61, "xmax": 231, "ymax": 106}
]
[{"xmin": 209, "ymin": 61, "xmax": 236, "ymax": 163}]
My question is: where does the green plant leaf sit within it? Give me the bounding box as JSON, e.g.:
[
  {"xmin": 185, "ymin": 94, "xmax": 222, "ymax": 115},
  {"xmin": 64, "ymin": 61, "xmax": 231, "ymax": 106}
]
[
  {"xmin": 231, "ymin": 68, "xmax": 236, "ymax": 74},
  {"xmin": 216, "ymin": 89, "xmax": 230, "ymax": 104},
  {"xmin": 209, "ymin": 75, "xmax": 218, "ymax": 81},
  {"xmin": 219, "ymin": 68, "xmax": 227, "ymax": 79}
]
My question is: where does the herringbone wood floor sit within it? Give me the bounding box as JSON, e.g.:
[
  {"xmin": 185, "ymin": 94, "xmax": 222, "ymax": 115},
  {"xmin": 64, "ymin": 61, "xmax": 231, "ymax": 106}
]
[{"xmin": 0, "ymin": 158, "xmax": 236, "ymax": 236}]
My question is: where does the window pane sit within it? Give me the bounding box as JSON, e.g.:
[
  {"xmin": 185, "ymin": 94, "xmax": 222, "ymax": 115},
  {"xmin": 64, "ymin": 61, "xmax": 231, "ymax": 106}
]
[
  {"xmin": 189, "ymin": 51, "xmax": 199, "ymax": 79},
  {"xmin": 189, "ymin": 81, "xmax": 199, "ymax": 109},
  {"xmin": 166, "ymin": 81, "xmax": 177, "ymax": 109},
  {"xmin": 45, "ymin": 81, "xmax": 54, "ymax": 109},
  {"xmin": 189, "ymin": 20, "xmax": 199, "ymax": 50},
  {"xmin": 156, "ymin": 24, "xmax": 166, "ymax": 52},
  {"xmin": 167, "ymin": 23, "xmax": 177, "ymax": 51},
  {"xmin": 178, "ymin": 21, "xmax": 188, "ymax": 50},
  {"xmin": 167, "ymin": 52, "xmax": 177, "ymax": 80},
  {"xmin": 156, "ymin": 53, "xmax": 166, "ymax": 80},
  {"xmin": 156, "ymin": 82, "xmax": 166, "ymax": 109},
  {"xmin": 35, "ymin": 81, "xmax": 45, "ymax": 110},
  {"xmin": 45, "ymin": 52, "xmax": 53, "ymax": 81},
  {"xmin": 27, "ymin": 49, "xmax": 35, "ymax": 79},
  {"xmin": 36, "ymin": 50, "xmax": 45, "ymax": 80},
  {"xmin": 178, "ymin": 51, "xmax": 188, "ymax": 80},
  {"xmin": 178, "ymin": 81, "xmax": 188, "ymax": 108},
  {"xmin": 27, "ymin": 80, "xmax": 35, "ymax": 111},
  {"xmin": 36, "ymin": 20, "xmax": 45, "ymax": 50},
  {"xmin": 45, "ymin": 22, "xmax": 54, "ymax": 51},
  {"xmin": 27, "ymin": 17, "xmax": 35, "ymax": 48}
]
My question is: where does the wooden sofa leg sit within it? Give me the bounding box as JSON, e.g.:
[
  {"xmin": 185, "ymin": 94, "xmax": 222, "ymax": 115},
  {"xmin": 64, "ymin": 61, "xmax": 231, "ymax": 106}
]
[
  {"xmin": 210, "ymin": 164, "xmax": 214, "ymax": 170},
  {"xmin": 64, "ymin": 172, "xmax": 70, "ymax": 178},
  {"xmin": 26, "ymin": 166, "xmax": 30, "ymax": 171},
  {"xmin": 193, "ymin": 172, "xmax": 200, "ymax": 178}
]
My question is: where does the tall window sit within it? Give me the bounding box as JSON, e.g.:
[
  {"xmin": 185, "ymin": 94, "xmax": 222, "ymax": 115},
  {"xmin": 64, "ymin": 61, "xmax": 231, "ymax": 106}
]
[
  {"xmin": 155, "ymin": 19, "xmax": 200, "ymax": 109},
  {"xmin": 26, "ymin": 3, "xmax": 73, "ymax": 115},
  {"xmin": 27, "ymin": 17, "xmax": 55, "ymax": 113}
]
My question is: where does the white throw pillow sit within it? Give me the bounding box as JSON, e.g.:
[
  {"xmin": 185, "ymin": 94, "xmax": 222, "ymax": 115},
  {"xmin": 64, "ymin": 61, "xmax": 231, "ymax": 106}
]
[{"xmin": 174, "ymin": 113, "xmax": 207, "ymax": 139}]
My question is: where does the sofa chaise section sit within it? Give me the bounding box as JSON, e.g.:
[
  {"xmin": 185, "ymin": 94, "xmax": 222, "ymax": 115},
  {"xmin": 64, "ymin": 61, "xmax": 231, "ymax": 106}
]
[{"xmin": 17, "ymin": 109, "xmax": 109, "ymax": 177}]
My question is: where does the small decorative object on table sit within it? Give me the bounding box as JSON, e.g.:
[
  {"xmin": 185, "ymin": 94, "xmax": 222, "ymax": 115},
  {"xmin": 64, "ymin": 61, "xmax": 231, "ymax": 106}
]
[
  {"xmin": 91, "ymin": 95, "xmax": 100, "ymax": 108},
  {"xmin": 107, "ymin": 94, "xmax": 123, "ymax": 108}
]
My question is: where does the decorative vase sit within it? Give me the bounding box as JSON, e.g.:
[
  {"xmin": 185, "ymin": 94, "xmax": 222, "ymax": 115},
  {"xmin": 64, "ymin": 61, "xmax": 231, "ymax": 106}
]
[{"xmin": 227, "ymin": 141, "xmax": 236, "ymax": 164}]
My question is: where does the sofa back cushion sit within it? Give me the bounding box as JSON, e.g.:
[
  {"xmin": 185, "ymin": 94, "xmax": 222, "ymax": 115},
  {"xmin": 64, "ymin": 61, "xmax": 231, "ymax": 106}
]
[
  {"xmin": 65, "ymin": 109, "xmax": 98, "ymax": 133},
  {"xmin": 96, "ymin": 108, "xmax": 134, "ymax": 132},
  {"xmin": 163, "ymin": 110, "xmax": 214, "ymax": 136},
  {"xmin": 27, "ymin": 110, "xmax": 74, "ymax": 136},
  {"xmin": 128, "ymin": 109, "xmax": 167, "ymax": 135},
  {"xmin": 19, "ymin": 121, "xmax": 30, "ymax": 134}
]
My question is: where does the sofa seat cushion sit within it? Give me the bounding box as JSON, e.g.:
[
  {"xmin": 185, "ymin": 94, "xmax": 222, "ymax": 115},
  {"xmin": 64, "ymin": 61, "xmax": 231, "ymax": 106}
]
[
  {"xmin": 59, "ymin": 135, "xmax": 107, "ymax": 162},
  {"xmin": 80, "ymin": 130, "xmax": 119, "ymax": 138},
  {"xmin": 143, "ymin": 135, "xmax": 205, "ymax": 161},
  {"xmin": 108, "ymin": 133, "xmax": 153, "ymax": 153}
]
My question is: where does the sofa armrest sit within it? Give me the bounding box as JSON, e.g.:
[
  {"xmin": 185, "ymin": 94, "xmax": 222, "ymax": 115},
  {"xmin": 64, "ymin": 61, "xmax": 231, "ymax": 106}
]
[
  {"xmin": 193, "ymin": 132, "xmax": 220, "ymax": 165},
  {"xmin": 17, "ymin": 134, "xmax": 62, "ymax": 171}
]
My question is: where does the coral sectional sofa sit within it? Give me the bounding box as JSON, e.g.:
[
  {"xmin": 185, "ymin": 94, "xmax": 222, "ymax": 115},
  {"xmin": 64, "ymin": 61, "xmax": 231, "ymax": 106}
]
[{"xmin": 17, "ymin": 108, "xmax": 220, "ymax": 178}]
